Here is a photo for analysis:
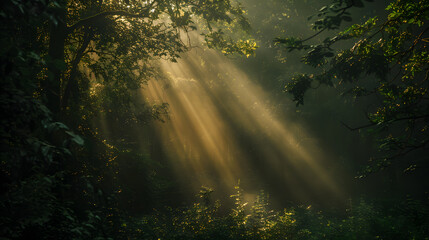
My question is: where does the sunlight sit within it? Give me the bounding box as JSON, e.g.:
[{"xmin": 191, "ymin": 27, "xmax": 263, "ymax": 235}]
[
  {"xmin": 142, "ymin": 44, "xmax": 345, "ymax": 204},
  {"xmin": 143, "ymin": 67, "xmax": 246, "ymax": 191}
]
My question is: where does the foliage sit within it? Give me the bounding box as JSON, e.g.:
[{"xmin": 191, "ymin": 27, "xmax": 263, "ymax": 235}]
[
  {"xmin": 0, "ymin": 1, "xmax": 108, "ymax": 239},
  {"xmin": 275, "ymin": 0, "xmax": 429, "ymax": 175},
  {"xmin": 122, "ymin": 187, "xmax": 429, "ymax": 240},
  {"xmin": 3, "ymin": 0, "xmax": 428, "ymax": 239},
  {"xmin": 135, "ymin": 186, "xmax": 303, "ymax": 240},
  {"xmin": 39, "ymin": 0, "xmax": 258, "ymax": 116},
  {"xmin": 0, "ymin": 0, "xmax": 258, "ymax": 238}
]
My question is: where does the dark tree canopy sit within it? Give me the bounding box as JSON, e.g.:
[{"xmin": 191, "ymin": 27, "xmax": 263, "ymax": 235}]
[
  {"xmin": 0, "ymin": 0, "xmax": 256, "ymax": 238},
  {"xmin": 276, "ymin": 0, "xmax": 429, "ymax": 175},
  {"xmin": 1, "ymin": 0, "xmax": 429, "ymax": 239}
]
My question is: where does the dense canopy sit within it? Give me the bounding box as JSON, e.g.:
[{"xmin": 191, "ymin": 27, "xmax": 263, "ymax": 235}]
[{"xmin": 1, "ymin": 0, "xmax": 428, "ymax": 239}]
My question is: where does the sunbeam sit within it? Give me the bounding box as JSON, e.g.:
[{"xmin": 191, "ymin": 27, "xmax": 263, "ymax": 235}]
[{"xmin": 142, "ymin": 46, "xmax": 346, "ymax": 205}]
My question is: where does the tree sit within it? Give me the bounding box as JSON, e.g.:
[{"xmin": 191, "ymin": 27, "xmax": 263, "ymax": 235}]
[
  {"xmin": 0, "ymin": 0, "xmax": 256, "ymax": 238},
  {"xmin": 0, "ymin": 1, "xmax": 100, "ymax": 238},
  {"xmin": 42, "ymin": 0, "xmax": 256, "ymax": 118},
  {"xmin": 275, "ymin": 0, "xmax": 429, "ymax": 175},
  {"xmin": 45, "ymin": 0, "xmax": 256, "ymax": 218}
]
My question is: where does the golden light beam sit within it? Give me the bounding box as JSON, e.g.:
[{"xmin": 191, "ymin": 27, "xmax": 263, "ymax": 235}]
[{"xmin": 141, "ymin": 42, "xmax": 345, "ymax": 204}]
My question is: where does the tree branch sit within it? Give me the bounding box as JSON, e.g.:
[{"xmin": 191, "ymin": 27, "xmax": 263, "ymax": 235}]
[
  {"xmin": 341, "ymin": 114, "xmax": 429, "ymax": 132},
  {"xmin": 67, "ymin": 10, "xmax": 150, "ymax": 33},
  {"xmin": 305, "ymin": 3, "xmax": 356, "ymax": 41},
  {"xmin": 301, "ymin": 28, "xmax": 326, "ymax": 43},
  {"xmin": 67, "ymin": 0, "xmax": 158, "ymax": 34},
  {"xmin": 393, "ymin": 114, "xmax": 429, "ymax": 122},
  {"xmin": 62, "ymin": 29, "xmax": 94, "ymax": 108},
  {"xmin": 340, "ymin": 121, "xmax": 376, "ymax": 131}
]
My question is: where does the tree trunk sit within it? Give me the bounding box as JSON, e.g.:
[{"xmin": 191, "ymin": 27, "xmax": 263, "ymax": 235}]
[
  {"xmin": 45, "ymin": 7, "xmax": 67, "ymax": 115},
  {"xmin": 62, "ymin": 30, "xmax": 93, "ymax": 109}
]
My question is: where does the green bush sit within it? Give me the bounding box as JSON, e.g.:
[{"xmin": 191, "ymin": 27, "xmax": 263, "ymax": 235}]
[{"xmin": 122, "ymin": 187, "xmax": 429, "ymax": 240}]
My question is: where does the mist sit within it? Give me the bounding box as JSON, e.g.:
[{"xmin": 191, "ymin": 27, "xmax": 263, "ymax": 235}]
[{"xmin": 3, "ymin": 0, "xmax": 428, "ymax": 238}]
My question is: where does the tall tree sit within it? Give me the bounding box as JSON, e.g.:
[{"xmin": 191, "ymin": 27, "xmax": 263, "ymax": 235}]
[
  {"xmin": 0, "ymin": 0, "xmax": 255, "ymax": 238},
  {"xmin": 42, "ymin": 0, "xmax": 256, "ymax": 118}
]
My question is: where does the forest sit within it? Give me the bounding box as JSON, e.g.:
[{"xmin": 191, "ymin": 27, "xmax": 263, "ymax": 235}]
[{"xmin": 1, "ymin": 0, "xmax": 428, "ymax": 239}]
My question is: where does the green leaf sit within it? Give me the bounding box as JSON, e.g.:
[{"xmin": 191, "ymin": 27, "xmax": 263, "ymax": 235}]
[
  {"xmin": 319, "ymin": 6, "xmax": 328, "ymax": 12},
  {"xmin": 65, "ymin": 131, "xmax": 84, "ymax": 146}
]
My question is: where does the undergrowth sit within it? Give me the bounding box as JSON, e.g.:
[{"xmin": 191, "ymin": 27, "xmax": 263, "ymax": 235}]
[{"xmin": 120, "ymin": 185, "xmax": 429, "ymax": 240}]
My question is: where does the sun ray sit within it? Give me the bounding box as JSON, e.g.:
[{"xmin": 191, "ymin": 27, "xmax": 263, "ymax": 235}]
[{"xmin": 142, "ymin": 43, "xmax": 346, "ymax": 204}]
